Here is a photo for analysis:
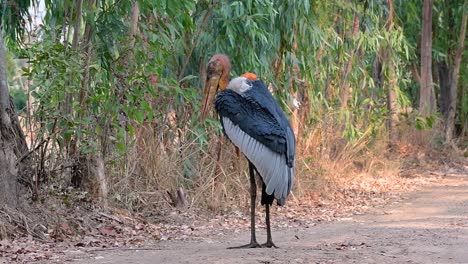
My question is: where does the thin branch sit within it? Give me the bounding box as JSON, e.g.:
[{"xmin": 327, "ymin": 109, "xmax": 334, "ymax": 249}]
[
  {"xmin": 178, "ymin": 0, "xmax": 217, "ymax": 83},
  {"xmin": 15, "ymin": 137, "xmax": 48, "ymax": 165}
]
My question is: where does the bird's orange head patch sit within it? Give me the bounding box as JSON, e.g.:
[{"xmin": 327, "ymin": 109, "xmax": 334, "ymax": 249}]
[{"xmin": 241, "ymin": 72, "xmax": 257, "ymax": 80}]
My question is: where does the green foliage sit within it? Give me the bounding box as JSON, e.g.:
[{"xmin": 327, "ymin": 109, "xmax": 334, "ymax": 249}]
[
  {"xmin": 402, "ymin": 113, "xmax": 438, "ymax": 130},
  {"xmin": 5, "ymin": 0, "xmax": 466, "ymax": 204},
  {"xmin": 20, "ymin": 0, "xmax": 450, "ymax": 159},
  {"xmin": 0, "ymin": 0, "xmax": 31, "ymax": 43},
  {"xmin": 10, "ymin": 88, "xmax": 27, "ymax": 112},
  {"xmin": 4, "ymin": 46, "xmax": 17, "ymax": 80},
  {"xmin": 192, "ymin": 0, "xmax": 276, "ymax": 80},
  {"xmin": 23, "ymin": 30, "xmax": 84, "ymax": 144},
  {"xmin": 21, "ymin": 0, "xmax": 204, "ymax": 159}
]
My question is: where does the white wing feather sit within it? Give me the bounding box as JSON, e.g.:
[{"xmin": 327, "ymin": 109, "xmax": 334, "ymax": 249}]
[{"xmin": 222, "ymin": 117, "xmax": 291, "ymax": 201}]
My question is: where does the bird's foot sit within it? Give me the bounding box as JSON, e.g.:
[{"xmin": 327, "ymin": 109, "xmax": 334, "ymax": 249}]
[
  {"xmin": 261, "ymin": 240, "xmax": 278, "ymax": 248},
  {"xmin": 227, "ymin": 241, "xmax": 262, "ymax": 249}
]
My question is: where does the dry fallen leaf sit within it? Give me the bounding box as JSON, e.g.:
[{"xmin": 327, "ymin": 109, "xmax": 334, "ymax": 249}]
[{"xmin": 99, "ymin": 225, "xmax": 118, "ymax": 237}]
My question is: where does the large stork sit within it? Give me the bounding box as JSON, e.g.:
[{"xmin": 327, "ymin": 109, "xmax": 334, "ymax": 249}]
[{"xmin": 201, "ymin": 54, "xmax": 295, "ymax": 248}]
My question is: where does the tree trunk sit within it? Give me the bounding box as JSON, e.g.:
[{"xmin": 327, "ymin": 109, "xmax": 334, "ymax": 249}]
[
  {"xmin": 372, "ymin": 55, "xmax": 383, "ymax": 101},
  {"xmin": 129, "ymin": 0, "xmax": 140, "ymax": 48},
  {"xmin": 77, "ymin": 0, "xmax": 96, "ymax": 113},
  {"xmin": 445, "ymin": 4, "xmax": 467, "ymax": 142},
  {"xmin": 419, "ymin": 0, "xmax": 434, "ymax": 116},
  {"xmin": 410, "ymin": 62, "xmax": 421, "ymax": 85},
  {"xmin": 67, "ymin": 0, "xmax": 86, "ymax": 189},
  {"xmin": 0, "ymin": 31, "xmax": 19, "ymax": 208},
  {"xmin": 71, "ymin": 0, "xmax": 109, "ymax": 206},
  {"xmin": 63, "ymin": 0, "xmax": 84, "ymax": 172},
  {"xmin": 386, "ymin": 55, "xmax": 398, "ymax": 146},
  {"xmin": 290, "ymin": 40, "xmax": 299, "ymax": 138},
  {"xmin": 93, "ymin": 152, "xmax": 108, "ymax": 208},
  {"xmin": 339, "ymin": 10, "xmax": 360, "ymax": 108},
  {"xmin": 438, "ymin": 61, "xmax": 451, "ymax": 119},
  {"xmin": 385, "ymin": 0, "xmax": 398, "ymax": 148},
  {"xmin": 0, "ymin": 142, "xmax": 17, "ymax": 208},
  {"xmin": 462, "ymin": 81, "xmax": 467, "ymax": 138}
]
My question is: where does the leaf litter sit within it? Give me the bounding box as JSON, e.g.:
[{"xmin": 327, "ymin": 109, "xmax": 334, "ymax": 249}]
[{"xmin": 1, "ymin": 155, "xmax": 465, "ymax": 263}]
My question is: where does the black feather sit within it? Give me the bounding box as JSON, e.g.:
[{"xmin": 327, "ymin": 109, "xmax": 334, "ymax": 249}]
[
  {"xmin": 214, "ymin": 80, "xmax": 294, "ymax": 162},
  {"xmin": 214, "ymin": 79, "xmax": 295, "ymax": 206}
]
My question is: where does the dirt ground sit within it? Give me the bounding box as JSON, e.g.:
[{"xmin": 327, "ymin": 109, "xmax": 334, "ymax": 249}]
[{"xmin": 64, "ymin": 170, "xmax": 468, "ymax": 264}]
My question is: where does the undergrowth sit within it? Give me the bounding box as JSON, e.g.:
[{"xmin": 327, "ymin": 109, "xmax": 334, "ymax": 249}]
[
  {"xmin": 103, "ymin": 115, "xmax": 449, "ymax": 214},
  {"xmin": 2, "ymin": 113, "xmax": 463, "ymax": 246}
]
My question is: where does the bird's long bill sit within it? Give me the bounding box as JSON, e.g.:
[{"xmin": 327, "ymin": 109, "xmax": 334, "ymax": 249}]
[{"xmin": 200, "ymin": 76, "xmax": 220, "ymax": 122}]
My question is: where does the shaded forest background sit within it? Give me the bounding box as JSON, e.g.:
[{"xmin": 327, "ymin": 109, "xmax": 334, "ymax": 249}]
[{"xmin": 0, "ymin": 0, "xmax": 466, "ymax": 229}]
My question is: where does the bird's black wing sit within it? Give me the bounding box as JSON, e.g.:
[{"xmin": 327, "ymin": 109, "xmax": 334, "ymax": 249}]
[
  {"xmin": 242, "ymin": 80, "xmax": 295, "ymax": 168},
  {"xmin": 214, "ymin": 82, "xmax": 295, "ymax": 205},
  {"xmin": 215, "ymin": 89, "xmax": 287, "ymax": 154}
]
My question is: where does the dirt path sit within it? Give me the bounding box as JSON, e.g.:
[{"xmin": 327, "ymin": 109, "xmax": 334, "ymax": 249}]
[{"xmin": 70, "ymin": 173, "xmax": 468, "ymax": 264}]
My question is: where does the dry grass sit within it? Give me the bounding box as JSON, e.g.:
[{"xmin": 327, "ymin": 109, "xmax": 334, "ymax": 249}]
[
  {"xmin": 106, "ymin": 122, "xmax": 252, "ymax": 213},
  {"xmin": 103, "ymin": 115, "xmax": 448, "ymax": 215},
  {"xmin": 18, "ymin": 105, "xmax": 457, "ymax": 217}
]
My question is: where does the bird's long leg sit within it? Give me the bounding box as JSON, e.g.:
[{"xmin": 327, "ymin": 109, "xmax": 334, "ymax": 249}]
[
  {"xmin": 212, "ymin": 137, "xmax": 226, "ymax": 202},
  {"xmin": 214, "ymin": 137, "xmax": 223, "ymax": 185},
  {"xmin": 235, "ymin": 146, "xmax": 242, "ymax": 176},
  {"xmin": 262, "ymin": 203, "xmax": 278, "ymax": 248},
  {"xmin": 227, "ymin": 162, "xmax": 261, "ymax": 249}
]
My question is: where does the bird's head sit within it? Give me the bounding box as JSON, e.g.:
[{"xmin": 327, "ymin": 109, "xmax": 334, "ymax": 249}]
[{"xmin": 201, "ymin": 54, "xmax": 231, "ymax": 122}]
